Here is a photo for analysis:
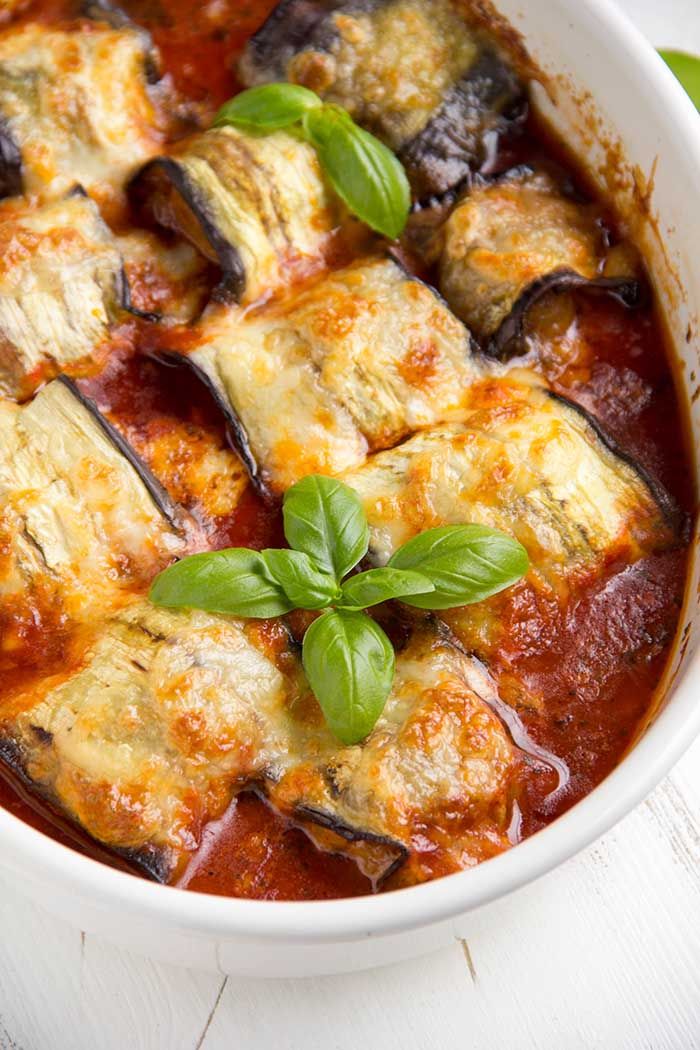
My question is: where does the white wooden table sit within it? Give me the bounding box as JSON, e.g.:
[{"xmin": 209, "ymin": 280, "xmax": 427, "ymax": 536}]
[{"xmin": 1, "ymin": 2, "xmax": 699, "ymax": 1047}]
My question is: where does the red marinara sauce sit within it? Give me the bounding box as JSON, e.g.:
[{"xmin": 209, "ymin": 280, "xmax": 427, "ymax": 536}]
[{"xmin": 0, "ymin": 0, "xmax": 693, "ymax": 900}]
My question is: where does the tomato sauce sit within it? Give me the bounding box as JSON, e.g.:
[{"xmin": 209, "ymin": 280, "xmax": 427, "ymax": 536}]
[{"xmin": 0, "ymin": 0, "xmax": 693, "ymax": 901}]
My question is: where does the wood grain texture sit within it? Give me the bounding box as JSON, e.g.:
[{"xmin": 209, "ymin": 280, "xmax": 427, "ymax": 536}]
[{"xmin": 0, "ymin": 1, "xmax": 699, "ymax": 1048}]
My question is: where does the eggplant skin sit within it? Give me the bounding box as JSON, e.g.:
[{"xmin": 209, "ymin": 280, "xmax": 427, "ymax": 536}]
[
  {"xmin": 240, "ymin": 0, "xmax": 525, "ymax": 197},
  {"xmin": 439, "ymin": 171, "xmax": 642, "ymax": 355},
  {"xmin": 130, "ymin": 126, "xmax": 349, "ymax": 306},
  {"xmin": 0, "ymin": 378, "xmax": 185, "ymax": 629},
  {"xmin": 269, "ymin": 625, "xmax": 520, "ymax": 886},
  {"xmin": 0, "ymin": 23, "xmax": 165, "ymax": 203},
  {"xmin": 341, "ymin": 376, "xmax": 677, "ymax": 590},
  {"xmin": 0, "ymin": 193, "xmax": 129, "ymax": 399},
  {"xmin": 169, "ymin": 255, "xmax": 480, "ymax": 493}
]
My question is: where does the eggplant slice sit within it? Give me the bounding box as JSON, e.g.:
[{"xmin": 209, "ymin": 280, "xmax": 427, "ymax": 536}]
[
  {"xmin": 0, "ymin": 604, "xmax": 520, "ymax": 884},
  {"xmin": 0, "ymin": 22, "xmax": 166, "ymax": 203},
  {"xmin": 167, "ymin": 256, "xmax": 481, "ymax": 492},
  {"xmin": 130, "ymin": 126, "xmax": 352, "ymax": 305},
  {"xmin": 341, "ymin": 377, "xmax": 677, "ymax": 592},
  {"xmin": 439, "ymin": 171, "xmax": 642, "ymax": 357},
  {"xmin": 0, "ymin": 377, "xmax": 185, "ymax": 627},
  {"xmin": 240, "ymin": 0, "xmax": 525, "ymax": 199},
  {"xmin": 0, "ymin": 192, "xmax": 129, "ymax": 398}
]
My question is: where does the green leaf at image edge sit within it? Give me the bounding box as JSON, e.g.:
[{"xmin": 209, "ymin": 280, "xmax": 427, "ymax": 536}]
[
  {"xmin": 213, "ymin": 83, "xmax": 322, "ymax": 130},
  {"xmin": 302, "ymin": 609, "xmax": 395, "ymax": 745},
  {"xmin": 303, "ymin": 104, "xmax": 411, "ymax": 239},
  {"xmin": 659, "ymin": 50, "xmax": 700, "ymax": 110}
]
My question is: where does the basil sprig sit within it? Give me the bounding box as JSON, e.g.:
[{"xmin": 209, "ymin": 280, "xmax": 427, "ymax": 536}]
[
  {"xmin": 150, "ymin": 474, "xmax": 528, "ymax": 744},
  {"xmin": 659, "ymin": 50, "xmax": 700, "ymax": 110},
  {"xmin": 213, "ymin": 84, "xmax": 411, "ymax": 239}
]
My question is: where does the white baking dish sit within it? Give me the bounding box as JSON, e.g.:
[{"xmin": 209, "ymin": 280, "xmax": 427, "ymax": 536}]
[{"xmin": 0, "ymin": 0, "xmax": 698, "ymax": 978}]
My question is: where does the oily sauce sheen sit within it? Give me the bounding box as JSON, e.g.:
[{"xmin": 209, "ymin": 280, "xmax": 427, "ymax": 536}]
[{"xmin": 0, "ymin": 0, "xmax": 693, "ymax": 900}]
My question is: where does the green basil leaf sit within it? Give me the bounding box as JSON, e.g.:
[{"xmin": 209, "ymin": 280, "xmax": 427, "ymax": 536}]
[
  {"xmin": 338, "ymin": 567, "xmax": 434, "ymax": 610},
  {"xmin": 282, "ymin": 474, "xmax": 369, "ymax": 581},
  {"xmin": 303, "ymin": 104, "xmax": 410, "ymax": 239},
  {"xmin": 149, "ymin": 549, "xmax": 293, "ymax": 617},
  {"xmin": 262, "ymin": 548, "xmax": 340, "ymax": 610},
  {"xmin": 659, "ymin": 50, "xmax": 700, "ymax": 109},
  {"xmin": 213, "ymin": 83, "xmax": 322, "ymax": 130},
  {"xmin": 388, "ymin": 524, "xmax": 529, "ymax": 609},
  {"xmin": 302, "ymin": 609, "xmax": 395, "ymax": 745}
]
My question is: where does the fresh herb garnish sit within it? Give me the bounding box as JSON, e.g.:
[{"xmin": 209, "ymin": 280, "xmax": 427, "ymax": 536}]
[
  {"xmin": 150, "ymin": 475, "xmax": 528, "ymax": 745},
  {"xmin": 213, "ymin": 84, "xmax": 411, "ymax": 239},
  {"xmin": 659, "ymin": 50, "xmax": 700, "ymax": 110}
]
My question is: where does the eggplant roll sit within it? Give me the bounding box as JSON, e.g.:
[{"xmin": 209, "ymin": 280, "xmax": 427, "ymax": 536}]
[
  {"xmin": 0, "ymin": 602, "xmax": 302, "ymax": 881},
  {"xmin": 270, "ymin": 624, "xmax": 521, "ymax": 885},
  {"xmin": 439, "ymin": 172, "xmax": 641, "ymax": 357},
  {"xmin": 0, "ymin": 604, "xmax": 519, "ymax": 883},
  {"xmin": 0, "ymin": 193, "xmax": 128, "ymax": 398},
  {"xmin": 0, "ymin": 22, "xmax": 165, "ymax": 203},
  {"xmin": 0, "ymin": 377, "xmax": 184, "ymax": 626},
  {"xmin": 342, "ymin": 377, "xmax": 676, "ymax": 591},
  {"xmin": 130, "ymin": 125, "xmax": 350, "ymax": 305},
  {"xmin": 240, "ymin": 0, "xmax": 524, "ymax": 199},
  {"xmin": 175, "ymin": 256, "xmax": 480, "ymax": 491}
]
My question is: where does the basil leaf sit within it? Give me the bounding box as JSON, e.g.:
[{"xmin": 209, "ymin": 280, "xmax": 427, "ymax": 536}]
[
  {"xmin": 302, "ymin": 609, "xmax": 395, "ymax": 745},
  {"xmin": 262, "ymin": 548, "xmax": 340, "ymax": 610},
  {"xmin": 149, "ymin": 549, "xmax": 293, "ymax": 617},
  {"xmin": 282, "ymin": 474, "xmax": 369, "ymax": 581},
  {"xmin": 339, "ymin": 567, "xmax": 434, "ymax": 610},
  {"xmin": 659, "ymin": 50, "xmax": 700, "ymax": 109},
  {"xmin": 303, "ymin": 104, "xmax": 410, "ymax": 239},
  {"xmin": 213, "ymin": 83, "xmax": 321, "ymax": 130},
  {"xmin": 388, "ymin": 524, "xmax": 529, "ymax": 609}
]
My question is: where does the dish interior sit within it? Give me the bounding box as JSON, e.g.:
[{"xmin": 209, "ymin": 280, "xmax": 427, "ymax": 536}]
[{"xmin": 0, "ymin": 0, "xmax": 693, "ymax": 901}]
